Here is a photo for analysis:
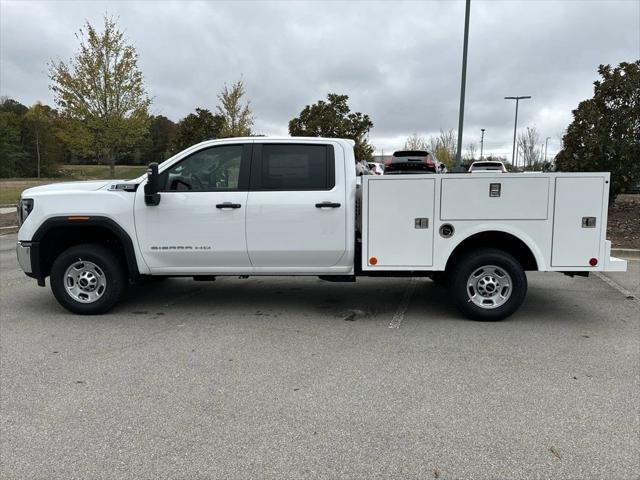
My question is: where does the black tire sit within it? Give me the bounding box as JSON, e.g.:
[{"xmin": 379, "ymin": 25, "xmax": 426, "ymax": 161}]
[
  {"xmin": 448, "ymin": 248, "xmax": 527, "ymax": 321},
  {"xmin": 50, "ymin": 244, "xmax": 127, "ymax": 315}
]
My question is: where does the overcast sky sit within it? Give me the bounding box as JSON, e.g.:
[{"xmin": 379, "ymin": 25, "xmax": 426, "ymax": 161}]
[{"xmin": 1, "ymin": 0, "xmax": 639, "ymax": 159}]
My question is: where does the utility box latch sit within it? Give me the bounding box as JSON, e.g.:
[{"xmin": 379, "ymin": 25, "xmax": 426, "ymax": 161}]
[{"xmin": 414, "ymin": 218, "xmax": 429, "ymax": 229}]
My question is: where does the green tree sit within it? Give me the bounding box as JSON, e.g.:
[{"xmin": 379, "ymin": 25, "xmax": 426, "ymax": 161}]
[
  {"xmin": 171, "ymin": 108, "xmax": 225, "ymax": 153},
  {"xmin": 555, "ymin": 61, "xmax": 640, "ymax": 199},
  {"xmin": 139, "ymin": 115, "xmax": 178, "ymax": 164},
  {"xmin": 48, "ymin": 16, "xmax": 151, "ymax": 178},
  {"xmin": 289, "ymin": 93, "xmax": 374, "ymax": 161},
  {"xmin": 216, "ymin": 79, "xmax": 253, "ymax": 138},
  {"xmin": 0, "ymin": 97, "xmax": 28, "ymax": 116},
  {"xmin": 0, "ymin": 110, "xmax": 27, "ymax": 178},
  {"xmin": 22, "ymin": 102, "xmax": 65, "ymax": 177}
]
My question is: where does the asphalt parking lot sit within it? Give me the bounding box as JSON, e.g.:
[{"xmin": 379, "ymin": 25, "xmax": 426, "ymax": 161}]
[{"xmin": 1, "ymin": 233, "xmax": 638, "ymax": 480}]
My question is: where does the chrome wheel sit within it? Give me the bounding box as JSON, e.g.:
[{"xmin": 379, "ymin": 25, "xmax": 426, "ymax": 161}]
[
  {"xmin": 64, "ymin": 260, "xmax": 107, "ymax": 303},
  {"xmin": 466, "ymin": 265, "xmax": 512, "ymax": 309}
]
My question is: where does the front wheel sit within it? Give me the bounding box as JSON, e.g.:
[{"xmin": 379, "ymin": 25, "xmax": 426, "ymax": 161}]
[
  {"xmin": 448, "ymin": 249, "xmax": 527, "ymax": 321},
  {"xmin": 50, "ymin": 244, "xmax": 127, "ymax": 315}
]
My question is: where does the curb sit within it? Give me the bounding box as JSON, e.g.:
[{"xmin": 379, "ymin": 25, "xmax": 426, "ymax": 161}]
[
  {"xmin": 612, "ymin": 248, "xmax": 640, "ymax": 261},
  {"xmin": 0, "ymin": 226, "xmax": 18, "ymax": 236}
]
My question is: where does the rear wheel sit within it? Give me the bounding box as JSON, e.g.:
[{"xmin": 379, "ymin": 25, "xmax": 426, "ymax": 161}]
[
  {"xmin": 448, "ymin": 248, "xmax": 527, "ymax": 321},
  {"xmin": 50, "ymin": 244, "xmax": 127, "ymax": 315}
]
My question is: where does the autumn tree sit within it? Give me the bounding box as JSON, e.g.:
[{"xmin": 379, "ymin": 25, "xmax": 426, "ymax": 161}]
[
  {"xmin": 289, "ymin": 93, "xmax": 374, "ymax": 161},
  {"xmin": 216, "ymin": 79, "xmax": 253, "ymax": 138},
  {"xmin": 429, "ymin": 129, "xmax": 457, "ymax": 167},
  {"xmin": 49, "ymin": 16, "xmax": 151, "ymax": 178},
  {"xmin": 404, "ymin": 133, "xmax": 429, "ymax": 151},
  {"xmin": 555, "ymin": 61, "xmax": 640, "ymax": 198}
]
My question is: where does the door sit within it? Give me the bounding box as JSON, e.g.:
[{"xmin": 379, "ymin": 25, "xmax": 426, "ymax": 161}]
[
  {"xmin": 245, "ymin": 143, "xmax": 347, "ymax": 267},
  {"xmin": 135, "ymin": 143, "xmax": 252, "ymax": 270},
  {"xmin": 367, "ymin": 178, "xmax": 435, "ymax": 267},
  {"xmin": 551, "ymin": 177, "xmax": 604, "ymax": 267}
]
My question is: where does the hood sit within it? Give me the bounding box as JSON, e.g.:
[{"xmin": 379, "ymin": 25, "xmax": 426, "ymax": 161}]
[{"xmin": 21, "ymin": 180, "xmax": 115, "ymax": 197}]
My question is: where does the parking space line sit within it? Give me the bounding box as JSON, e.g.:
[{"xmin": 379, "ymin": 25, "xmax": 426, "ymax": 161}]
[
  {"xmin": 389, "ymin": 277, "xmax": 416, "ymax": 329},
  {"xmin": 594, "ymin": 271, "xmax": 640, "ymax": 305}
]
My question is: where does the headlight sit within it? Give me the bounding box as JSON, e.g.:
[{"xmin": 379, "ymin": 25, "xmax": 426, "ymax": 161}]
[{"xmin": 17, "ymin": 199, "xmax": 34, "ymax": 227}]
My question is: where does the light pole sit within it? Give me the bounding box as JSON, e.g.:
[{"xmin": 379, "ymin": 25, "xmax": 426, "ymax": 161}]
[
  {"xmin": 454, "ymin": 0, "xmax": 471, "ymax": 172},
  {"xmin": 480, "ymin": 128, "xmax": 485, "ymax": 160},
  {"xmin": 544, "ymin": 136, "xmax": 550, "ymax": 162},
  {"xmin": 504, "ymin": 95, "xmax": 531, "ymax": 167}
]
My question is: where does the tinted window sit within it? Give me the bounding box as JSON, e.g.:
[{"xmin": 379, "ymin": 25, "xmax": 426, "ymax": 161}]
[
  {"xmin": 258, "ymin": 144, "xmax": 333, "ymax": 190},
  {"xmin": 164, "ymin": 145, "xmax": 243, "ymax": 191}
]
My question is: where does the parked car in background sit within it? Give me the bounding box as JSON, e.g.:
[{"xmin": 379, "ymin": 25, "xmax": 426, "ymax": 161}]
[
  {"xmin": 468, "ymin": 160, "xmax": 507, "ymax": 173},
  {"xmin": 367, "ymin": 162, "xmax": 384, "ymax": 175},
  {"xmin": 384, "ymin": 150, "xmax": 444, "ymax": 174}
]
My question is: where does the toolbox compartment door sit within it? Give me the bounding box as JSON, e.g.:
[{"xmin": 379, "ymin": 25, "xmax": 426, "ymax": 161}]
[
  {"xmin": 366, "ymin": 178, "xmax": 435, "ymax": 267},
  {"xmin": 551, "ymin": 177, "xmax": 604, "ymax": 267},
  {"xmin": 440, "ymin": 176, "xmax": 549, "ymax": 220}
]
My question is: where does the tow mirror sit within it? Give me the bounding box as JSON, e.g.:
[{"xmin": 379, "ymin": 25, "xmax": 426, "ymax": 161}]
[{"xmin": 144, "ymin": 162, "xmax": 161, "ymax": 206}]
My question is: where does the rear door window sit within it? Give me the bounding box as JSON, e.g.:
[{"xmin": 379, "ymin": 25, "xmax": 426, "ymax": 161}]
[{"xmin": 251, "ymin": 144, "xmax": 335, "ymax": 191}]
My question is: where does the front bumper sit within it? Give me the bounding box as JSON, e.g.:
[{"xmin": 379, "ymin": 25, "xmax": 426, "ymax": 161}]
[{"xmin": 16, "ymin": 242, "xmax": 32, "ymax": 273}]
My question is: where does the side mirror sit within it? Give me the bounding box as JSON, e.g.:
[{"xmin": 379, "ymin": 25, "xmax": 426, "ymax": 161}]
[{"xmin": 144, "ymin": 162, "xmax": 161, "ymax": 206}]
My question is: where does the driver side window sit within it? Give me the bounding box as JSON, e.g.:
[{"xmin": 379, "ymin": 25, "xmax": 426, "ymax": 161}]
[{"xmin": 164, "ymin": 145, "xmax": 243, "ymax": 191}]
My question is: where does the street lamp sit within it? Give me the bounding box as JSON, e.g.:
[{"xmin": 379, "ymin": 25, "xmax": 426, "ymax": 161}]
[
  {"xmin": 544, "ymin": 136, "xmax": 551, "ymax": 162},
  {"xmin": 504, "ymin": 95, "xmax": 531, "ymax": 167},
  {"xmin": 480, "ymin": 128, "xmax": 485, "ymax": 160}
]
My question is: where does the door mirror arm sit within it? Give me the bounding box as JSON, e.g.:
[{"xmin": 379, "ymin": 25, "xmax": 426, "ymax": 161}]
[{"xmin": 144, "ymin": 162, "xmax": 161, "ymax": 206}]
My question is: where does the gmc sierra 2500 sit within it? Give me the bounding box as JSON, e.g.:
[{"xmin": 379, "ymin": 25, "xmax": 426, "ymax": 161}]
[{"xmin": 16, "ymin": 137, "xmax": 627, "ymax": 320}]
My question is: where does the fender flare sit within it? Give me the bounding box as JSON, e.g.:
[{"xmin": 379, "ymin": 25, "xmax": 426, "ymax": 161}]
[{"xmin": 31, "ymin": 216, "xmax": 140, "ymax": 279}]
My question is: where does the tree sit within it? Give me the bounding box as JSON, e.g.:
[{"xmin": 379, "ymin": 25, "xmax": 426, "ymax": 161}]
[
  {"xmin": 404, "ymin": 133, "xmax": 428, "ymax": 151},
  {"xmin": 22, "ymin": 102, "xmax": 65, "ymax": 177},
  {"xmin": 555, "ymin": 61, "xmax": 640, "ymax": 199},
  {"xmin": 0, "ymin": 111, "xmax": 27, "ymax": 177},
  {"xmin": 171, "ymin": 108, "xmax": 225, "ymax": 153},
  {"xmin": 289, "ymin": 93, "xmax": 375, "ymax": 161},
  {"xmin": 216, "ymin": 79, "xmax": 253, "ymax": 138},
  {"xmin": 464, "ymin": 142, "xmax": 478, "ymax": 163},
  {"xmin": 517, "ymin": 126, "xmax": 542, "ymax": 169},
  {"xmin": 139, "ymin": 115, "xmax": 178, "ymax": 164},
  {"xmin": 0, "ymin": 96, "xmax": 28, "ymax": 116},
  {"xmin": 48, "ymin": 16, "xmax": 151, "ymax": 178},
  {"xmin": 429, "ymin": 129, "xmax": 457, "ymax": 167}
]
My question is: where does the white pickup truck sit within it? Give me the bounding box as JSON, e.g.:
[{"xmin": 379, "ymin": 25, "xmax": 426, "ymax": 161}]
[{"xmin": 16, "ymin": 137, "xmax": 627, "ymax": 320}]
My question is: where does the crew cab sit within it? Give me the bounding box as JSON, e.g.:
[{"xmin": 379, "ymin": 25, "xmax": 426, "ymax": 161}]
[{"xmin": 16, "ymin": 137, "xmax": 627, "ymax": 320}]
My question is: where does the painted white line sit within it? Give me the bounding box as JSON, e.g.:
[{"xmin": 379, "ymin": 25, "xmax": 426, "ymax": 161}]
[
  {"xmin": 0, "ymin": 226, "xmax": 18, "ymax": 230},
  {"xmin": 389, "ymin": 278, "xmax": 416, "ymax": 329},
  {"xmin": 594, "ymin": 271, "xmax": 640, "ymax": 306}
]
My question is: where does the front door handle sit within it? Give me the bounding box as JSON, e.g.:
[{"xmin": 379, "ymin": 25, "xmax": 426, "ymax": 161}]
[
  {"xmin": 315, "ymin": 202, "xmax": 341, "ymax": 208},
  {"xmin": 216, "ymin": 202, "xmax": 242, "ymax": 209}
]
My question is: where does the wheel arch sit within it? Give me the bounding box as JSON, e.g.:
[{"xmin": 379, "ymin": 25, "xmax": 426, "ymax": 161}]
[
  {"xmin": 31, "ymin": 216, "xmax": 139, "ymax": 281},
  {"xmin": 444, "ymin": 229, "xmax": 542, "ymax": 272}
]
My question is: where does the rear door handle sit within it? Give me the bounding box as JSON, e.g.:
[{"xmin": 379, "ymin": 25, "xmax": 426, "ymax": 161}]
[
  {"xmin": 216, "ymin": 202, "xmax": 242, "ymax": 209},
  {"xmin": 315, "ymin": 202, "xmax": 341, "ymax": 208}
]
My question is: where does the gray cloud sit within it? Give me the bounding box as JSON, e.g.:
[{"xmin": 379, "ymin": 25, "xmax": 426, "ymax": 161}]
[{"xmin": 1, "ymin": 0, "xmax": 638, "ymax": 159}]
